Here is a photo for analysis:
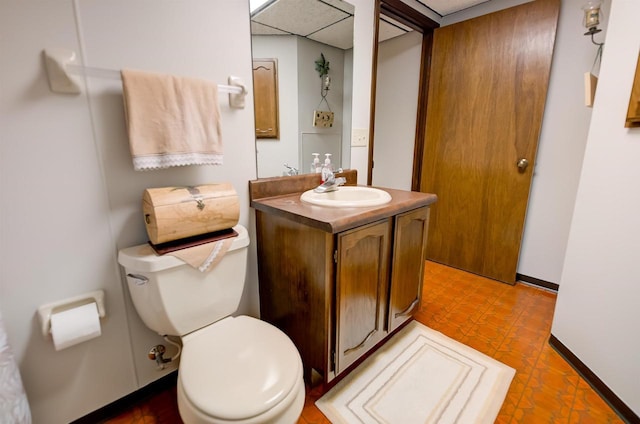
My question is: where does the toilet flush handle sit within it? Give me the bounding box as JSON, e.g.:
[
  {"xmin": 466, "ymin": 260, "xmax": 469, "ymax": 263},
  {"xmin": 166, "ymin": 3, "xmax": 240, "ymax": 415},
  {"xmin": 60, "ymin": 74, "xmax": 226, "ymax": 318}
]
[{"xmin": 127, "ymin": 273, "xmax": 148, "ymax": 286}]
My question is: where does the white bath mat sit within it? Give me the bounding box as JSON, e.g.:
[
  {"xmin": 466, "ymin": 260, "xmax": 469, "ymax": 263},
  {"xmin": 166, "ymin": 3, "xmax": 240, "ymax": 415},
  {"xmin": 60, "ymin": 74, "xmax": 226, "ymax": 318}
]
[{"xmin": 316, "ymin": 320, "xmax": 515, "ymax": 423}]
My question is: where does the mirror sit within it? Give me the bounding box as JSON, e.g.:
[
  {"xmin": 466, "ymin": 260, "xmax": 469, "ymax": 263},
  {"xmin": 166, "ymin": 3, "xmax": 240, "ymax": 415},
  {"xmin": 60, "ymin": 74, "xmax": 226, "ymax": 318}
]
[{"xmin": 250, "ymin": 0, "xmax": 355, "ymax": 178}]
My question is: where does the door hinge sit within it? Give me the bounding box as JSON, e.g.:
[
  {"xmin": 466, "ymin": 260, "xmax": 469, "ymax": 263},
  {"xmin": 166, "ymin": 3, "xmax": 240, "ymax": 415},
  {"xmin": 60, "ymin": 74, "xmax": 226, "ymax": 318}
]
[
  {"xmin": 334, "ymin": 250, "xmax": 338, "ymax": 263},
  {"xmin": 331, "ymin": 350, "xmax": 336, "ymax": 370}
]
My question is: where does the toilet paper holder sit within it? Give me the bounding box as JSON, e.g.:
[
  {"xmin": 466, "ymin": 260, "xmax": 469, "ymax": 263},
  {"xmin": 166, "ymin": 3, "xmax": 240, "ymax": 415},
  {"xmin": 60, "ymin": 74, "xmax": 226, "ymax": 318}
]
[{"xmin": 37, "ymin": 290, "xmax": 106, "ymax": 338}]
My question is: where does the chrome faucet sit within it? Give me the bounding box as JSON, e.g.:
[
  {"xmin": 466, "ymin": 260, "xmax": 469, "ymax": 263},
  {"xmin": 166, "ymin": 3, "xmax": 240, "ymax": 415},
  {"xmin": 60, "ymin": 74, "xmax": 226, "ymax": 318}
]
[
  {"xmin": 283, "ymin": 163, "xmax": 299, "ymax": 176},
  {"xmin": 314, "ymin": 170, "xmax": 346, "ymax": 193}
]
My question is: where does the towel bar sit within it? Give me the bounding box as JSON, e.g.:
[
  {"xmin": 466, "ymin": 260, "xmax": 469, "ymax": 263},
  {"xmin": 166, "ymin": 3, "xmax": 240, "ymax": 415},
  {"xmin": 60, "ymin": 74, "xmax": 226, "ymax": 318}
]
[{"xmin": 43, "ymin": 48, "xmax": 247, "ymax": 108}]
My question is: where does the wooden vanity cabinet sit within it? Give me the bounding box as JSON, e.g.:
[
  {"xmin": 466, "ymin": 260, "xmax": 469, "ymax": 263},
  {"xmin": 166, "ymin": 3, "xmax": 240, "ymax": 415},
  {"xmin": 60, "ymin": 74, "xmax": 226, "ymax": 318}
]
[{"xmin": 254, "ymin": 204, "xmax": 431, "ymax": 384}]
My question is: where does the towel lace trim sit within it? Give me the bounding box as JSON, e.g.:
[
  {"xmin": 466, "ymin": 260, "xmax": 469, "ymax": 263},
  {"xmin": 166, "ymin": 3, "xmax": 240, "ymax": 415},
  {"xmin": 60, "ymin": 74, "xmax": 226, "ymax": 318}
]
[
  {"xmin": 133, "ymin": 153, "xmax": 223, "ymax": 171},
  {"xmin": 198, "ymin": 240, "xmax": 226, "ymax": 272}
]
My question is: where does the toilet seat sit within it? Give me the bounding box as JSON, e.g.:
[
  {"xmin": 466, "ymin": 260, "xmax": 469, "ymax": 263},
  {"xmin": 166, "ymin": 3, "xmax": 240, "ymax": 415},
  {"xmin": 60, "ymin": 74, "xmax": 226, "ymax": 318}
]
[{"xmin": 178, "ymin": 315, "xmax": 304, "ymax": 423}]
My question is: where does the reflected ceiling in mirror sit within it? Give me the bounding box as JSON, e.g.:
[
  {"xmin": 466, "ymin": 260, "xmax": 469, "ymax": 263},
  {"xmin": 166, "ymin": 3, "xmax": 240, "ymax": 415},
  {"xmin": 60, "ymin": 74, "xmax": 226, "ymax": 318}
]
[
  {"xmin": 379, "ymin": 14, "xmax": 413, "ymax": 42},
  {"xmin": 251, "ymin": 0, "xmax": 355, "ymax": 49}
]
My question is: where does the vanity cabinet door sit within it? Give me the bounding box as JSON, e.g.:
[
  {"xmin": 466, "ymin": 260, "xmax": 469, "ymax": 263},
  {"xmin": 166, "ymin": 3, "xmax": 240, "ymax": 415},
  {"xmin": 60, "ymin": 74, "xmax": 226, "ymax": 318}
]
[
  {"xmin": 388, "ymin": 207, "xmax": 430, "ymax": 332},
  {"xmin": 335, "ymin": 220, "xmax": 391, "ymax": 374}
]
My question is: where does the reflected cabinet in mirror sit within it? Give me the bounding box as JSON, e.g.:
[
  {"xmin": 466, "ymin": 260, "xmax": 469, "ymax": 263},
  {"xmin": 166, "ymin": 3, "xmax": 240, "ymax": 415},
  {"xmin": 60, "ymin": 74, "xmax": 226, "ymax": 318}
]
[
  {"xmin": 253, "ymin": 59, "xmax": 280, "ymax": 138},
  {"xmin": 625, "ymin": 53, "xmax": 640, "ymax": 128},
  {"xmin": 250, "ymin": 0, "xmax": 355, "ymax": 178}
]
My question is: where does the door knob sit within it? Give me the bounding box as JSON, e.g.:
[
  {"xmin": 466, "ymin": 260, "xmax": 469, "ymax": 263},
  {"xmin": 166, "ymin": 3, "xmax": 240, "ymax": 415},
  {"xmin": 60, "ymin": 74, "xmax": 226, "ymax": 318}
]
[{"xmin": 517, "ymin": 158, "xmax": 529, "ymax": 172}]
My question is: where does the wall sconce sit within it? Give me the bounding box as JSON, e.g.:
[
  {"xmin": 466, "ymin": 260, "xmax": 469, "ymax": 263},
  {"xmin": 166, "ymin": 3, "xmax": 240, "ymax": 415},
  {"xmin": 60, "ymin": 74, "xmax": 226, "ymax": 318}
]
[
  {"xmin": 322, "ymin": 74, "xmax": 331, "ymax": 96},
  {"xmin": 582, "ymin": 1, "xmax": 604, "ymax": 108},
  {"xmin": 582, "ymin": 1, "xmax": 604, "ymax": 45}
]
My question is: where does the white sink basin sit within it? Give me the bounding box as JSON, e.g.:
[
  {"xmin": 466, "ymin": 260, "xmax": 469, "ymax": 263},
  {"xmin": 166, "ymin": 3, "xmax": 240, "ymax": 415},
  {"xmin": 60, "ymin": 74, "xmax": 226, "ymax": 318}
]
[{"xmin": 300, "ymin": 186, "xmax": 392, "ymax": 208}]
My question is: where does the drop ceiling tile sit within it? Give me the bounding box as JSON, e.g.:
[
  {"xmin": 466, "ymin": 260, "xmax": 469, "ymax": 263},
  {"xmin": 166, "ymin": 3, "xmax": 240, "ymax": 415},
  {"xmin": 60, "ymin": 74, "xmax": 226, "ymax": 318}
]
[
  {"xmin": 308, "ymin": 16, "xmax": 354, "ymax": 50},
  {"xmin": 419, "ymin": 0, "xmax": 490, "ymax": 16},
  {"xmin": 322, "ymin": 0, "xmax": 355, "ymax": 15},
  {"xmin": 252, "ymin": 0, "xmax": 349, "ymax": 36},
  {"xmin": 251, "ymin": 21, "xmax": 289, "ymax": 35}
]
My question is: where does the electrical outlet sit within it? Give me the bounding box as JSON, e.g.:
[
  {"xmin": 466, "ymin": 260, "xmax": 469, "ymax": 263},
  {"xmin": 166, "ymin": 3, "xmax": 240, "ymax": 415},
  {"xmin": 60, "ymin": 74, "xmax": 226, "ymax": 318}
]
[
  {"xmin": 351, "ymin": 128, "xmax": 368, "ymax": 147},
  {"xmin": 313, "ymin": 110, "xmax": 334, "ymax": 128}
]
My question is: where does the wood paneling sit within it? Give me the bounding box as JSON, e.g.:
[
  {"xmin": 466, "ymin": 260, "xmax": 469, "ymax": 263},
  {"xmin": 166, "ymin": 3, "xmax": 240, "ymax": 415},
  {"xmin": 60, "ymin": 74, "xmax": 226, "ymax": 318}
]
[{"xmin": 420, "ymin": 0, "xmax": 560, "ymax": 283}]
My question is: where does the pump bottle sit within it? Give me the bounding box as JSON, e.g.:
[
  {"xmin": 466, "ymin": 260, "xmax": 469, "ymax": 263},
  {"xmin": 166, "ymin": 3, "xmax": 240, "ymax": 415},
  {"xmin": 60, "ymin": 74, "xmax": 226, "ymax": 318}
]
[
  {"xmin": 321, "ymin": 153, "xmax": 334, "ymax": 182},
  {"xmin": 311, "ymin": 153, "xmax": 321, "ymax": 173}
]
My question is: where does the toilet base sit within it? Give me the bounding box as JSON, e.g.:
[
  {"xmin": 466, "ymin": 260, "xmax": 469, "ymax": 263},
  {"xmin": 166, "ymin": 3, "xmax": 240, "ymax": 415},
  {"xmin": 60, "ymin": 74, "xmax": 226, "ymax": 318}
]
[{"xmin": 177, "ymin": 374, "xmax": 305, "ymax": 424}]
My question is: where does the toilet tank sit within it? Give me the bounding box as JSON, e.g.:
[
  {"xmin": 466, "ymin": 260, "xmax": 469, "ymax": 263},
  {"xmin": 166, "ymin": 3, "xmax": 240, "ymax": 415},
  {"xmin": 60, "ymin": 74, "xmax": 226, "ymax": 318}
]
[{"xmin": 118, "ymin": 225, "xmax": 250, "ymax": 336}]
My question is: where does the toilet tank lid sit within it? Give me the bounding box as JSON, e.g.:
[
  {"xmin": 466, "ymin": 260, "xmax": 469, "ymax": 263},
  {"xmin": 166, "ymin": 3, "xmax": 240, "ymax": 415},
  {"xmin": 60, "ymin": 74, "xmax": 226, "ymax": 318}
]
[{"xmin": 117, "ymin": 224, "xmax": 249, "ymax": 273}]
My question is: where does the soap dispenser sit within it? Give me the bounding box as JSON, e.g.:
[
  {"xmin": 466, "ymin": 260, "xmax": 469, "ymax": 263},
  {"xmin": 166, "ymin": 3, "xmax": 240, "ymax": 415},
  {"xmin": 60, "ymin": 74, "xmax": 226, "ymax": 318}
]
[
  {"xmin": 311, "ymin": 153, "xmax": 321, "ymax": 174},
  {"xmin": 321, "ymin": 153, "xmax": 334, "ymax": 182}
]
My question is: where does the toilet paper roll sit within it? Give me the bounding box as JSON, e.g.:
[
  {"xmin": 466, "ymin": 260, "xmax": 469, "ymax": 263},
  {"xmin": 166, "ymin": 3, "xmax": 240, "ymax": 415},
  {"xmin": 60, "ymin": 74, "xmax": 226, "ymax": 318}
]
[{"xmin": 50, "ymin": 302, "xmax": 102, "ymax": 351}]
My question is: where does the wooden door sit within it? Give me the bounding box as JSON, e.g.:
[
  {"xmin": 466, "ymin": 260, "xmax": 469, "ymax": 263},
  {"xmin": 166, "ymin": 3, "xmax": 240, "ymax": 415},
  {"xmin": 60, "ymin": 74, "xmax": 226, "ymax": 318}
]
[
  {"xmin": 388, "ymin": 207, "xmax": 430, "ymax": 332},
  {"xmin": 420, "ymin": 0, "xmax": 560, "ymax": 283},
  {"xmin": 336, "ymin": 220, "xmax": 390, "ymax": 374}
]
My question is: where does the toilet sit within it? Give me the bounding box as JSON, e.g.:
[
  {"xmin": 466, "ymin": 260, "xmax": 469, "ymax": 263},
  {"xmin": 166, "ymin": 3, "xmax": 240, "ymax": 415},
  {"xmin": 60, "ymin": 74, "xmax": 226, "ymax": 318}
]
[{"xmin": 118, "ymin": 225, "xmax": 305, "ymax": 424}]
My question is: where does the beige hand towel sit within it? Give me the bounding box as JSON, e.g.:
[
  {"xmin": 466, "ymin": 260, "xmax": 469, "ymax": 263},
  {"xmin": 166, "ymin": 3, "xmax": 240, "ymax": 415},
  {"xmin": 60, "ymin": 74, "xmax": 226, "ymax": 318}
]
[
  {"xmin": 168, "ymin": 238, "xmax": 234, "ymax": 272},
  {"xmin": 121, "ymin": 69, "xmax": 223, "ymax": 171}
]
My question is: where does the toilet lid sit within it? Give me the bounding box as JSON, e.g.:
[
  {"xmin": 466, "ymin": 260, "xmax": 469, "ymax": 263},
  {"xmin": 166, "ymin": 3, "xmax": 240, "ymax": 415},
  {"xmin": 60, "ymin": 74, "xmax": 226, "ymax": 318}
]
[{"xmin": 179, "ymin": 315, "xmax": 302, "ymax": 421}]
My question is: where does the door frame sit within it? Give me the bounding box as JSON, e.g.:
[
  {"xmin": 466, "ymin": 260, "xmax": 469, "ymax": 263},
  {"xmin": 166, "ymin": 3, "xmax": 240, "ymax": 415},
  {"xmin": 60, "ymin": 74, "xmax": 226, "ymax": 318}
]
[{"xmin": 367, "ymin": 0, "xmax": 439, "ymax": 187}]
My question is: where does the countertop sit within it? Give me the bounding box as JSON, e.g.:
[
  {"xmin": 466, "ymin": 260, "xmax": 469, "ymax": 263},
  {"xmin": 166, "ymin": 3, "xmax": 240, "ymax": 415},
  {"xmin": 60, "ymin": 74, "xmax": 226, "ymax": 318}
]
[{"xmin": 250, "ymin": 186, "xmax": 438, "ymax": 234}]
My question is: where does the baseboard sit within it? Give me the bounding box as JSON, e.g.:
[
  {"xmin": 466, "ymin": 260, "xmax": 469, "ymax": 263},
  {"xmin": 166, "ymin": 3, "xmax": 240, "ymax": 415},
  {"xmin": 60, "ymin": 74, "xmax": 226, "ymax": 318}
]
[
  {"xmin": 549, "ymin": 334, "xmax": 639, "ymax": 424},
  {"xmin": 516, "ymin": 273, "xmax": 559, "ymax": 292},
  {"xmin": 71, "ymin": 371, "xmax": 178, "ymax": 424}
]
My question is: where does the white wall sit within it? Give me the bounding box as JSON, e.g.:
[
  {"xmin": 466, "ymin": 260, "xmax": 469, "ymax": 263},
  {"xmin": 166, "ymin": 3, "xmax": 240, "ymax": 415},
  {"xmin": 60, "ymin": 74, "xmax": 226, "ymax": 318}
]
[
  {"xmin": 372, "ymin": 31, "xmax": 422, "ymax": 190},
  {"xmin": 552, "ymin": 0, "xmax": 640, "ymax": 415},
  {"xmin": 518, "ymin": 0, "xmax": 611, "ymax": 283},
  {"xmin": 252, "ymin": 36, "xmax": 300, "ymax": 178},
  {"xmin": 0, "ymin": 1, "xmax": 257, "ymax": 422},
  {"xmin": 0, "ymin": 2, "xmax": 136, "ymax": 421}
]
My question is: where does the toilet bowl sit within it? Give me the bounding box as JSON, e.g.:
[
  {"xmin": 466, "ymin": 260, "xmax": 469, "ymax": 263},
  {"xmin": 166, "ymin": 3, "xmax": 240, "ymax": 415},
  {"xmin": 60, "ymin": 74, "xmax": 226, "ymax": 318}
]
[
  {"xmin": 177, "ymin": 316, "xmax": 305, "ymax": 424},
  {"xmin": 118, "ymin": 225, "xmax": 304, "ymax": 423}
]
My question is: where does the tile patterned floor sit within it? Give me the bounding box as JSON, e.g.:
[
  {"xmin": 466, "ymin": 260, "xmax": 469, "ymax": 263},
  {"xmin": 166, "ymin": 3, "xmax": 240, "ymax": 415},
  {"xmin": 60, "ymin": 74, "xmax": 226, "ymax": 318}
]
[{"xmin": 104, "ymin": 261, "xmax": 624, "ymax": 423}]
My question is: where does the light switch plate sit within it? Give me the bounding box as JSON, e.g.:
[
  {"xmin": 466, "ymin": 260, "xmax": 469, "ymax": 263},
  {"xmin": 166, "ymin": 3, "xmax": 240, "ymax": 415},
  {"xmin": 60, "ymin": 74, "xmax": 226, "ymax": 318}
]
[{"xmin": 351, "ymin": 128, "xmax": 368, "ymax": 147}]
